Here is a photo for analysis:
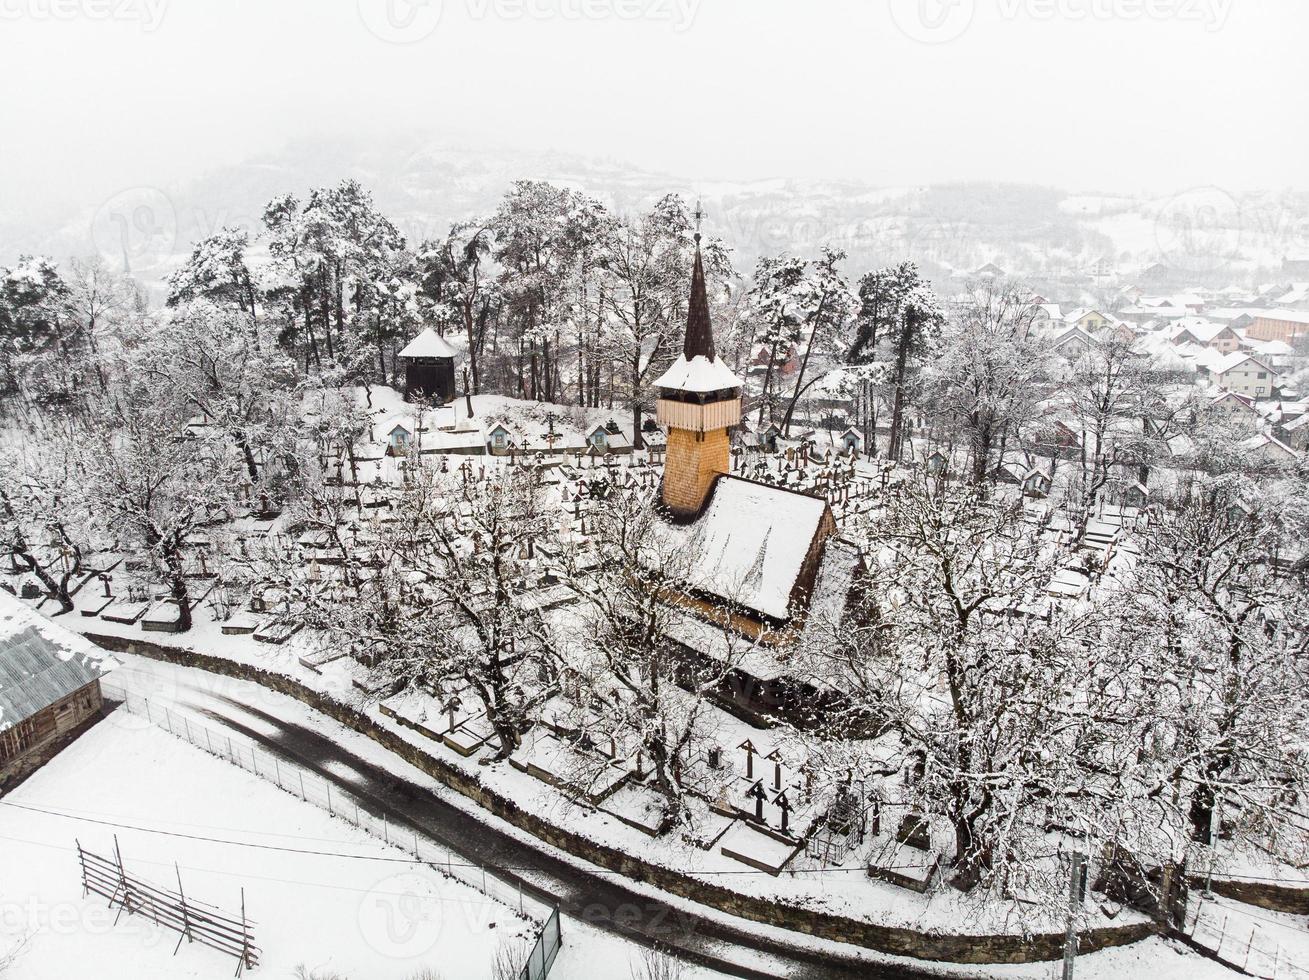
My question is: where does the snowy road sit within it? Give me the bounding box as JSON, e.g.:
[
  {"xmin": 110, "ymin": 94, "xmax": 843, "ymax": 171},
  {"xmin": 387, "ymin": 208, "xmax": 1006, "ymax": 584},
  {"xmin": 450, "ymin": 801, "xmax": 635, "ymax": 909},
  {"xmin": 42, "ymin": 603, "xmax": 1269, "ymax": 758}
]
[{"xmin": 105, "ymin": 654, "xmax": 934, "ymax": 980}]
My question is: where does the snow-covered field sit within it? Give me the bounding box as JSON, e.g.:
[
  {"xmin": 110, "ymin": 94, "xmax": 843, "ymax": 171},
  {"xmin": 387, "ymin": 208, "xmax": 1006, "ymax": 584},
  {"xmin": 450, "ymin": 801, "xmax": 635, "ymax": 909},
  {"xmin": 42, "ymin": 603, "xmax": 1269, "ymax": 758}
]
[
  {"xmin": 0, "ymin": 710, "xmax": 741, "ymax": 980},
  {"xmin": 0, "ymin": 721, "xmax": 528, "ymax": 980}
]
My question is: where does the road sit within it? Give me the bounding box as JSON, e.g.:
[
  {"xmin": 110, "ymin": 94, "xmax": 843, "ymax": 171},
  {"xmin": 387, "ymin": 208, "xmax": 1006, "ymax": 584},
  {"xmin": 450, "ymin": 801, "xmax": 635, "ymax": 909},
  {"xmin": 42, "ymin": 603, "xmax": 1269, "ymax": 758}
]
[{"xmin": 106, "ymin": 654, "xmax": 941, "ymax": 980}]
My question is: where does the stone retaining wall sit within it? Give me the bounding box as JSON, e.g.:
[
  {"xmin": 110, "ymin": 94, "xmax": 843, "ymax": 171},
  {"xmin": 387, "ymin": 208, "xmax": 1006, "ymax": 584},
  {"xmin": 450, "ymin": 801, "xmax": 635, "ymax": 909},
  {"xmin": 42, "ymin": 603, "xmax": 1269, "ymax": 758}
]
[
  {"xmin": 88, "ymin": 632, "xmax": 1160, "ymax": 964},
  {"xmin": 1188, "ymin": 875, "xmax": 1309, "ymax": 915}
]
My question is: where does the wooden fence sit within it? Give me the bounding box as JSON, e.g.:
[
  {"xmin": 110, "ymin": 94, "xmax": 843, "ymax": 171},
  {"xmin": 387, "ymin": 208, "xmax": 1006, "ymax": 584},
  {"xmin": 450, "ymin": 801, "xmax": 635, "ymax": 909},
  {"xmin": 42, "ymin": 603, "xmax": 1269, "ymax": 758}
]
[{"xmin": 77, "ymin": 835, "xmax": 259, "ymax": 975}]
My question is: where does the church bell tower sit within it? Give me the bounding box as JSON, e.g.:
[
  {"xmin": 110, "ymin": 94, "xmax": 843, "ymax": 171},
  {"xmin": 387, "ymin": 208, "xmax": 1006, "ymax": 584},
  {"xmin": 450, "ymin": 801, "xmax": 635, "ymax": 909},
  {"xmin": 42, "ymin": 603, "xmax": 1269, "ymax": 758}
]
[{"xmin": 655, "ymin": 218, "xmax": 743, "ymax": 520}]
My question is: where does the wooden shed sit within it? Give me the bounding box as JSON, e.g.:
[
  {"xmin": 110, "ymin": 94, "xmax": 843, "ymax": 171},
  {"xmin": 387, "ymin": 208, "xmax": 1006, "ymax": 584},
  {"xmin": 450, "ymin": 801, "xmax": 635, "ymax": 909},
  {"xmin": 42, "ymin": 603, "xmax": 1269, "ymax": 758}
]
[{"xmin": 1, "ymin": 590, "xmax": 113, "ymax": 790}]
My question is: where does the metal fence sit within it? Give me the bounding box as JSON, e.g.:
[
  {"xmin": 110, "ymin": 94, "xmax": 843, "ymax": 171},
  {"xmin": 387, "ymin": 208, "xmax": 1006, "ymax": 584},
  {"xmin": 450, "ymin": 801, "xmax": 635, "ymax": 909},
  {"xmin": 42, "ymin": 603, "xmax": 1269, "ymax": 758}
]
[
  {"xmin": 520, "ymin": 905, "xmax": 562, "ymax": 980},
  {"xmin": 100, "ymin": 682, "xmax": 548, "ymax": 928},
  {"xmin": 1181, "ymin": 894, "xmax": 1309, "ymax": 980}
]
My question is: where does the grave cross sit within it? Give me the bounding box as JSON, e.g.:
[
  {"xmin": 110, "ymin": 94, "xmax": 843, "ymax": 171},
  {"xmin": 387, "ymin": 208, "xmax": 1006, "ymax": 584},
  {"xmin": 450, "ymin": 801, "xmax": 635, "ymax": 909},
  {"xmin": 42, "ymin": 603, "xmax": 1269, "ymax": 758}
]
[
  {"xmin": 774, "ymin": 791, "xmax": 792, "ymax": 834},
  {"xmin": 739, "ymin": 739, "xmax": 757, "ymax": 779},
  {"xmin": 748, "ymin": 780, "xmax": 767, "ymax": 822},
  {"xmin": 542, "ymin": 413, "xmax": 561, "ymax": 454},
  {"xmin": 766, "ymin": 749, "xmax": 783, "ymax": 791}
]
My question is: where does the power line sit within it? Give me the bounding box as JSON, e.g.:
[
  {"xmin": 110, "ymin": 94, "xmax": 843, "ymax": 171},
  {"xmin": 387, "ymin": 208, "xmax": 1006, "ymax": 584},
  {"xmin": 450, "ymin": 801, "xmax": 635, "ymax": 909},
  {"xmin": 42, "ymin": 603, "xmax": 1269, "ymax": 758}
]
[
  {"xmin": 0, "ymin": 832, "xmax": 509, "ymax": 910},
  {"xmin": 0, "ymin": 798, "xmax": 916, "ymax": 877},
  {"xmin": 0, "ymin": 796, "xmax": 386, "ymax": 848}
]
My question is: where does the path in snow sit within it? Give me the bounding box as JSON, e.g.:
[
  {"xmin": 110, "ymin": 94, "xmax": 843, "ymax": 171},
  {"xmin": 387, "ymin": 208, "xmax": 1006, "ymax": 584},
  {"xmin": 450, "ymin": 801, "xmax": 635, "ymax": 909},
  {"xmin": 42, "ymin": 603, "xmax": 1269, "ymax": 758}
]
[{"xmin": 106, "ymin": 654, "xmax": 919, "ymax": 980}]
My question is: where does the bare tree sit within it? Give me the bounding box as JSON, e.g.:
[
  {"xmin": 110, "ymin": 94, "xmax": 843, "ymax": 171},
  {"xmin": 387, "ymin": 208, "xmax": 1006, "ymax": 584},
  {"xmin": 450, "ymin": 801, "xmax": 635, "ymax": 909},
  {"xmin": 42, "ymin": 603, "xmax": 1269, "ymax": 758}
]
[
  {"xmin": 832, "ymin": 472, "xmax": 1114, "ymax": 897},
  {"xmin": 928, "ymin": 281, "xmax": 1049, "ymax": 482},
  {"xmin": 559, "ymin": 489, "xmax": 763, "ymax": 830},
  {"xmin": 297, "ymin": 461, "xmax": 557, "ymax": 757},
  {"xmin": 629, "ymin": 943, "xmax": 686, "ymax": 980},
  {"xmin": 1128, "ymin": 478, "xmax": 1309, "ymax": 859}
]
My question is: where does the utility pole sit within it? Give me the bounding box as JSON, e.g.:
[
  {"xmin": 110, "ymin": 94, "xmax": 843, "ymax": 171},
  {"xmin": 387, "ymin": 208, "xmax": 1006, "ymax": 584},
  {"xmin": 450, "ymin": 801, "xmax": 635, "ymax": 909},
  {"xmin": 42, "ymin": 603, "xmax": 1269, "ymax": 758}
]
[
  {"xmin": 1062, "ymin": 850, "xmax": 1087, "ymax": 980},
  {"xmin": 1205, "ymin": 794, "xmax": 1221, "ymax": 897}
]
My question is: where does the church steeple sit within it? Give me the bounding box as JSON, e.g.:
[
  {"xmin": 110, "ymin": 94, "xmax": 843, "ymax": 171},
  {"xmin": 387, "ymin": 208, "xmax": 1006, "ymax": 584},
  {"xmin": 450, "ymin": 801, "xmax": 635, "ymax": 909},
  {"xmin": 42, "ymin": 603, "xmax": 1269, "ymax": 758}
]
[
  {"xmin": 654, "ymin": 202, "xmax": 744, "ymax": 521},
  {"xmin": 683, "ymin": 245, "xmax": 717, "ymax": 362}
]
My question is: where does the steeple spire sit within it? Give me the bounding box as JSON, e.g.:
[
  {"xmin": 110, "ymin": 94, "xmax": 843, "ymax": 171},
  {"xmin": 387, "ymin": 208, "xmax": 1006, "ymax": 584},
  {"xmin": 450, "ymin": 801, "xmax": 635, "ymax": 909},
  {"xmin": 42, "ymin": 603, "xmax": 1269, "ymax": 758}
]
[
  {"xmin": 683, "ymin": 221, "xmax": 716, "ymax": 362},
  {"xmin": 655, "ymin": 196, "xmax": 743, "ymax": 522}
]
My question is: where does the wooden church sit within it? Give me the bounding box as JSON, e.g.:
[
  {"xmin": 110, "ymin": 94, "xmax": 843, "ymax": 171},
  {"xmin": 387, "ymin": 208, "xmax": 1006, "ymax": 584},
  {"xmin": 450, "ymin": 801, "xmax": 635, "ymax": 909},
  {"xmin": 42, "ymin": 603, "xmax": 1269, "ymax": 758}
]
[
  {"xmin": 650, "ymin": 231, "xmax": 864, "ymax": 728},
  {"xmin": 654, "ymin": 230, "xmax": 861, "ymax": 639}
]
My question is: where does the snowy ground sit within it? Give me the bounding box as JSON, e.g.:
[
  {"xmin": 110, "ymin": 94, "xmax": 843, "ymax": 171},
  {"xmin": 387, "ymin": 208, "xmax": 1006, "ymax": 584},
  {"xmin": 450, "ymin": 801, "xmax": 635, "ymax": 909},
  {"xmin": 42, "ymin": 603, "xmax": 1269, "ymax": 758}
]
[
  {"xmin": 0, "ymin": 721, "xmax": 526, "ymax": 979},
  {"xmin": 0, "ymin": 718, "xmax": 730, "ymax": 980},
  {"xmin": 94, "ymin": 655, "xmax": 1267, "ymax": 979}
]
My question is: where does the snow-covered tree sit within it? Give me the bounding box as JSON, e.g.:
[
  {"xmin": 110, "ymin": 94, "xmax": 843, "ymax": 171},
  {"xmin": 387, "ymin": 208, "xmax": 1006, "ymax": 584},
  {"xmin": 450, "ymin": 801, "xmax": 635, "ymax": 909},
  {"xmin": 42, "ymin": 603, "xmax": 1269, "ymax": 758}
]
[
  {"xmin": 298, "ymin": 461, "xmax": 557, "ymax": 756},
  {"xmin": 1127, "ymin": 478, "xmax": 1309, "ymax": 861},
  {"xmin": 927, "ymin": 280, "xmax": 1049, "ymax": 482},
  {"xmin": 745, "ymin": 254, "xmax": 808, "ymax": 426},
  {"xmin": 1063, "ymin": 337, "xmax": 1174, "ymax": 530},
  {"xmin": 417, "ymin": 221, "xmax": 497, "ymax": 393},
  {"xmin": 0, "ymin": 256, "xmax": 74, "ymax": 405},
  {"xmin": 141, "ymin": 300, "xmax": 300, "ymax": 486},
  {"xmin": 493, "ymin": 181, "xmax": 605, "ymax": 403},
  {"xmin": 558, "ymin": 489, "xmax": 761, "ymax": 830},
  {"xmin": 72, "ymin": 380, "xmax": 239, "ymax": 632},
  {"xmin": 0, "ymin": 429, "xmax": 94, "ymax": 613},
  {"xmin": 776, "ymin": 247, "xmax": 856, "ymax": 436},
  {"xmin": 166, "ymin": 227, "xmax": 261, "ymax": 319},
  {"xmin": 599, "ymin": 195, "xmax": 732, "ymax": 446},
  {"xmin": 818, "ymin": 473, "xmax": 1114, "ymax": 898}
]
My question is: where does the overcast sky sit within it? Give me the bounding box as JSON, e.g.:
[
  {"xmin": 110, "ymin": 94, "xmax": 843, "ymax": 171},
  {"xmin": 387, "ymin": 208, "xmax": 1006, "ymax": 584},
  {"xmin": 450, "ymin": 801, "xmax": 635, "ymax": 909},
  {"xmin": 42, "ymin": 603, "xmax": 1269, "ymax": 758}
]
[{"xmin": 1, "ymin": 0, "xmax": 1306, "ymax": 220}]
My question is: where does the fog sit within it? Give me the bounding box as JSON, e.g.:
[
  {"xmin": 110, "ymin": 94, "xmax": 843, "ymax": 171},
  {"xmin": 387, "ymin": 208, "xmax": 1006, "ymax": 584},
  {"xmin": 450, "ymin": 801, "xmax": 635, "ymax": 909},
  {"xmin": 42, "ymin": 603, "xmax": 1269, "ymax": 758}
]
[{"xmin": 1, "ymin": 0, "xmax": 1306, "ymax": 230}]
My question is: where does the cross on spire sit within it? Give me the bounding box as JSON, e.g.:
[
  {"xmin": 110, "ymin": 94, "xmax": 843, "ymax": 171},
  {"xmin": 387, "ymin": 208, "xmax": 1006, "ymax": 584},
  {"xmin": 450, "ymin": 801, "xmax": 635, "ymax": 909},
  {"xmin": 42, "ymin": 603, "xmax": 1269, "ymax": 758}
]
[{"xmin": 693, "ymin": 199, "xmax": 705, "ymax": 243}]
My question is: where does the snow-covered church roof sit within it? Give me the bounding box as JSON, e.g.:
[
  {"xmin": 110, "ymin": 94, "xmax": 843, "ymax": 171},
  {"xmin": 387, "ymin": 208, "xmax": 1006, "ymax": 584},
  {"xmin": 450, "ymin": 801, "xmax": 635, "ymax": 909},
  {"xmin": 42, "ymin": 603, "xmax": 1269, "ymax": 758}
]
[
  {"xmin": 399, "ymin": 328, "xmax": 460, "ymax": 359},
  {"xmin": 669, "ymin": 477, "xmax": 831, "ymax": 621}
]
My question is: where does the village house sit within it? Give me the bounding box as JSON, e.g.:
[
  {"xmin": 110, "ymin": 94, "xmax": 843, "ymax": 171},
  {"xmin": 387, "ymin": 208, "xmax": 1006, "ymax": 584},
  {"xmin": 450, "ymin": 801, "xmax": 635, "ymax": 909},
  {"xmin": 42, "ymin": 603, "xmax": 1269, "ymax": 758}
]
[
  {"xmin": 1207, "ymin": 353, "xmax": 1279, "ymax": 399},
  {"xmin": 1272, "ymin": 283, "xmax": 1309, "ymax": 310},
  {"xmin": 1170, "ymin": 318, "xmax": 1243, "ymax": 353},
  {"xmin": 1281, "ymin": 413, "xmax": 1309, "ymax": 451},
  {"xmin": 1049, "ymin": 325, "xmax": 1098, "ymax": 358},
  {"xmin": 1209, "ymin": 391, "xmax": 1263, "ymax": 426},
  {"xmin": 1247, "ymin": 310, "xmax": 1309, "ymax": 345},
  {"xmin": 1241, "ymin": 433, "xmax": 1300, "ymax": 468},
  {"xmin": 1283, "ymin": 256, "xmax": 1309, "ymax": 279},
  {"xmin": 0, "ymin": 590, "xmax": 113, "ymax": 790},
  {"xmin": 1065, "ymin": 308, "xmax": 1115, "ymax": 334}
]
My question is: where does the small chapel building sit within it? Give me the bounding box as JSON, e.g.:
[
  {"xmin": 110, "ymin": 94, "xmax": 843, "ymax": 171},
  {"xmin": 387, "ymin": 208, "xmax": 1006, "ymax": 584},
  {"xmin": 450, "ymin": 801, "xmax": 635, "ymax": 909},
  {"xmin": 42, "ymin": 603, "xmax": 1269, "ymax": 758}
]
[{"xmin": 399, "ymin": 328, "xmax": 459, "ymax": 404}]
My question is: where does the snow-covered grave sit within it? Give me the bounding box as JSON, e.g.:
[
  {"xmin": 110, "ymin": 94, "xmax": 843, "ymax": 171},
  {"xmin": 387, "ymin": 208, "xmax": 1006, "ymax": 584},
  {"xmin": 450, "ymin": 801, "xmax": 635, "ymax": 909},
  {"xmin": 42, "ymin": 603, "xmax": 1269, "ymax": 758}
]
[{"xmin": 716, "ymin": 819, "xmax": 803, "ymax": 876}]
